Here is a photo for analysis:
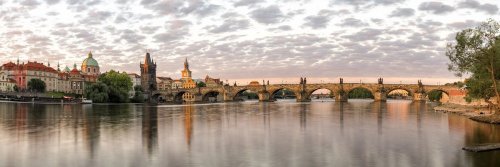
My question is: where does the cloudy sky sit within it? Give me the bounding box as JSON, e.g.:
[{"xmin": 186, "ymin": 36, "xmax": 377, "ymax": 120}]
[{"xmin": 0, "ymin": 0, "xmax": 497, "ymax": 84}]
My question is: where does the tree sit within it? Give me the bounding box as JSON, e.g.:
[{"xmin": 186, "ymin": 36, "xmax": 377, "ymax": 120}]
[
  {"xmin": 27, "ymin": 78, "xmax": 46, "ymax": 93},
  {"xmin": 427, "ymin": 90, "xmax": 443, "ymax": 102},
  {"xmin": 85, "ymin": 82, "xmax": 109, "ymax": 103},
  {"xmin": 348, "ymin": 88, "xmax": 374, "ymax": 99},
  {"xmin": 13, "ymin": 85, "xmax": 19, "ymax": 92},
  {"xmin": 446, "ymin": 19, "xmax": 500, "ymax": 113},
  {"xmin": 131, "ymin": 85, "xmax": 145, "ymax": 103},
  {"xmin": 98, "ymin": 70, "xmax": 132, "ymax": 103},
  {"xmin": 197, "ymin": 81, "xmax": 206, "ymax": 87}
]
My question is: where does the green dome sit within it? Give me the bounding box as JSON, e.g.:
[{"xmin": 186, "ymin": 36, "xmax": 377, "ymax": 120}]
[{"xmin": 82, "ymin": 51, "xmax": 99, "ymax": 67}]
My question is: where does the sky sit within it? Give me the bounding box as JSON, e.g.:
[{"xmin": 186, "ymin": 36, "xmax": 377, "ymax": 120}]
[{"xmin": 0, "ymin": 0, "xmax": 498, "ymax": 85}]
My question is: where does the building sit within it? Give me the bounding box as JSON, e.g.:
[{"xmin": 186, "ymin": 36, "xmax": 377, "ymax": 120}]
[
  {"xmin": 205, "ymin": 75, "xmax": 222, "ymax": 87},
  {"xmin": 128, "ymin": 73, "xmax": 141, "ymax": 97},
  {"xmin": 1, "ymin": 61, "xmax": 59, "ymax": 91},
  {"xmin": 248, "ymin": 81, "xmax": 261, "ymax": 87},
  {"xmin": 0, "ymin": 51, "xmax": 100, "ymax": 94},
  {"xmin": 140, "ymin": 52, "xmax": 157, "ymax": 93},
  {"xmin": 157, "ymin": 77, "xmax": 172, "ymax": 91},
  {"xmin": 181, "ymin": 58, "xmax": 196, "ymax": 89},
  {"xmin": 0, "ymin": 71, "xmax": 15, "ymax": 92}
]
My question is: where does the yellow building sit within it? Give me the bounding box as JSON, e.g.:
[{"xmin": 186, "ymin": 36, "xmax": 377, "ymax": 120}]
[{"xmin": 181, "ymin": 58, "xmax": 196, "ymax": 89}]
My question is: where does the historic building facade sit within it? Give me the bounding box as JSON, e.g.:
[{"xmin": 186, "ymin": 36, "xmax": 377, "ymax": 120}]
[
  {"xmin": 205, "ymin": 75, "xmax": 222, "ymax": 87},
  {"xmin": 0, "ymin": 51, "xmax": 100, "ymax": 94},
  {"xmin": 0, "ymin": 70, "xmax": 15, "ymax": 92},
  {"xmin": 140, "ymin": 52, "xmax": 157, "ymax": 94}
]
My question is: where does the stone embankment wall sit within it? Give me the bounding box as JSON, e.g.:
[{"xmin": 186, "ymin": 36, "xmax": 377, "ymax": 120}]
[{"xmin": 446, "ymin": 89, "xmax": 497, "ymax": 107}]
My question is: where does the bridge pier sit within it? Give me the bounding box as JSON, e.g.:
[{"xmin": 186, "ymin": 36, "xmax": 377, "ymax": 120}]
[
  {"xmin": 335, "ymin": 92, "xmax": 348, "ymax": 102},
  {"xmin": 296, "ymin": 92, "xmax": 311, "ymax": 102},
  {"xmin": 223, "ymin": 92, "xmax": 234, "ymax": 102},
  {"xmin": 258, "ymin": 92, "xmax": 272, "ymax": 102},
  {"xmin": 373, "ymin": 92, "xmax": 387, "ymax": 102},
  {"xmin": 413, "ymin": 93, "xmax": 426, "ymax": 101}
]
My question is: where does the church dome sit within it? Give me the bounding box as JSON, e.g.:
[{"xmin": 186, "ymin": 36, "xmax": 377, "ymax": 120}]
[{"xmin": 82, "ymin": 51, "xmax": 99, "ymax": 67}]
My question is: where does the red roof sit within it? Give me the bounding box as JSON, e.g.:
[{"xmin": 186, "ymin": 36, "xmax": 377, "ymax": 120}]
[{"xmin": 2, "ymin": 61, "xmax": 58, "ymax": 73}]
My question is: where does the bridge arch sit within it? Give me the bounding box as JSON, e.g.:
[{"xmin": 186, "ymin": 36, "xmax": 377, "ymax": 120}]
[
  {"xmin": 202, "ymin": 90, "xmax": 221, "ymax": 102},
  {"xmin": 426, "ymin": 89, "xmax": 450, "ymax": 102},
  {"xmin": 173, "ymin": 91, "xmax": 187, "ymax": 103},
  {"xmin": 269, "ymin": 87, "xmax": 299, "ymax": 100},
  {"xmin": 307, "ymin": 87, "xmax": 335, "ymax": 100},
  {"xmin": 233, "ymin": 89, "xmax": 259, "ymax": 101},
  {"xmin": 345, "ymin": 86, "xmax": 375, "ymax": 99},
  {"xmin": 386, "ymin": 87, "xmax": 413, "ymax": 100}
]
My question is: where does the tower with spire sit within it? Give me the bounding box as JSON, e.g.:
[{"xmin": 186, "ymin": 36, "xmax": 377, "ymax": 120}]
[
  {"xmin": 140, "ymin": 52, "xmax": 157, "ymax": 93},
  {"xmin": 181, "ymin": 58, "xmax": 192, "ymax": 81}
]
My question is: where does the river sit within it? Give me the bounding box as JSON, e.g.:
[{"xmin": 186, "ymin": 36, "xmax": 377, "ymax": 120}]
[{"xmin": 0, "ymin": 100, "xmax": 498, "ymax": 167}]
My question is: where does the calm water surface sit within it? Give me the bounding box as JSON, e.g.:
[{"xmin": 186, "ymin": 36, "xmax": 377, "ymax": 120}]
[{"xmin": 0, "ymin": 100, "xmax": 499, "ymax": 167}]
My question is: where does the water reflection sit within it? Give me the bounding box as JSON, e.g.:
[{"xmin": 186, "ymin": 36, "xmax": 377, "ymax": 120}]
[
  {"xmin": 142, "ymin": 105, "xmax": 158, "ymax": 156},
  {"xmin": 0, "ymin": 101, "xmax": 499, "ymax": 167},
  {"xmin": 184, "ymin": 105, "xmax": 193, "ymax": 148}
]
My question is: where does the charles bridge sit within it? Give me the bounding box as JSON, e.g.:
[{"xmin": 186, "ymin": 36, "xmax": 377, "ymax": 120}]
[{"xmin": 151, "ymin": 78, "xmax": 458, "ymax": 103}]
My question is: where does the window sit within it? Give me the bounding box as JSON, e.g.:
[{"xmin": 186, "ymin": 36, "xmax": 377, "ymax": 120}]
[{"xmin": 87, "ymin": 68, "xmax": 90, "ymax": 72}]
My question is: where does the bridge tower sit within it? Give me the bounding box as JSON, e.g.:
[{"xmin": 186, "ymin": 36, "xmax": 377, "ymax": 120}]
[{"xmin": 140, "ymin": 52, "xmax": 157, "ymax": 100}]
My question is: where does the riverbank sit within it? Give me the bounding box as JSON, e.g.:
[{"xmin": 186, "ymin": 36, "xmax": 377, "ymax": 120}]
[{"xmin": 434, "ymin": 103, "xmax": 500, "ymax": 124}]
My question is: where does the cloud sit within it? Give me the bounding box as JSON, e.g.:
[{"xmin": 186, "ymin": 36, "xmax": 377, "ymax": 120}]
[
  {"xmin": 458, "ymin": 0, "xmax": 498, "ymax": 14},
  {"xmin": 338, "ymin": 18, "xmax": 368, "ymax": 27},
  {"xmin": 21, "ymin": 0, "xmax": 40, "ymax": 7},
  {"xmin": 303, "ymin": 10, "xmax": 335, "ymax": 29},
  {"xmin": 342, "ymin": 28, "xmax": 384, "ymax": 41},
  {"xmin": 418, "ymin": 2, "xmax": 455, "ymax": 14},
  {"xmin": 250, "ymin": 5, "xmax": 285, "ymax": 24},
  {"xmin": 143, "ymin": 0, "xmax": 220, "ymax": 17},
  {"xmin": 44, "ymin": 0, "xmax": 59, "ymax": 5},
  {"xmin": 389, "ymin": 8, "xmax": 415, "ymax": 17},
  {"xmin": 233, "ymin": 0, "xmax": 264, "ymax": 7},
  {"xmin": 208, "ymin": 19, "xmax": 250, "ymax": 33}
]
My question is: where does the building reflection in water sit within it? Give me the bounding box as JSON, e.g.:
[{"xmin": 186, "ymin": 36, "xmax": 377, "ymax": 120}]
[
  {"xmin": 183, "ymin": 105, "xmax": 194, "ymax": 148},
  {"xmin": 82, "ymin": 104, "xmax": 100, "ymax": 159},
  {"xmin": 371, "ymin": 101, "xmax": 384, "ymax": 135},
  {"xmin": 142, "ymin": 105, "xmax": 158, "ymax": 156}
]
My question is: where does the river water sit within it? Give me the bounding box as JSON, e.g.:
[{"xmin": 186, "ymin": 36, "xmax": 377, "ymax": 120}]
[{"xmin": 0, "ymin": 100, "xmax": 498, "ymax": 167}]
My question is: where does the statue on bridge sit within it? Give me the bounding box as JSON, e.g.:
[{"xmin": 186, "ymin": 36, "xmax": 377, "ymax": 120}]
[
  {"xmin": 340, "ymin": 78, "xmax": 343, "ymax": 84},
  {"xmin": 300, "ymin": 77, "xmax": 303, "ymax": 84},
  {"xmin": 304, "ymin": 77, "xmax": 307, "ymax": 84},
  {"xmin": 378, "ymin": 78, "xmax": 383, "ymax": 84}
]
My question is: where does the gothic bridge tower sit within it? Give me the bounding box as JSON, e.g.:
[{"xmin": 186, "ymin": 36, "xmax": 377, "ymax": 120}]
[{"xmin": 140, "ymin": 52, "xmax": 157, "ymax": 93}]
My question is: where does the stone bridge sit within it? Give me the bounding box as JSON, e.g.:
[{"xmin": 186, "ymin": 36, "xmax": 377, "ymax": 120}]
[{"xmin": 151, "ymin": 79, "xmax": 459, "ymax": 103}]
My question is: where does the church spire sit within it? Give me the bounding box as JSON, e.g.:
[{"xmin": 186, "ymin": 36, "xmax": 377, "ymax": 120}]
[
  {"xmin": 184, "ymin": 57, "xmax": 189, "ymax": 70},
  {"xmin": 144, "ymin": 52, "xmax": 151, "ymax": 65}
]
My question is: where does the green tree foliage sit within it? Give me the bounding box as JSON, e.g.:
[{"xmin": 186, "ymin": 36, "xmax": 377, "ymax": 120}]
[
  {"xmin": 241, "ymin": 90, "xmax": 258, "ymax": 99},
  {"xmin": 427, "ymin": 90, "xmax": 443, "ymax": 102},
  {"xmin": 27, "ymin": 78, "xmax": 46, "ymax": 92},
  {"xmin": 98, "ymin": 70, "xmax": 132, "ymax": 103},
  {"xmin": 13, "ymin": 85, "xmax": 19, "ymax": 92},
  {"xmin": 446, "ymin": 19, "xmax": 500, "ymax": 113},
  {"xmin": 197, "ymin": 81, "xmax": 206, "ymax": 87},
  {"xmin": 131, "ymin": 85, "xmax": 145, "ymax": 103},
  {"xmin": 348, "ymin": 88, "xmax": 374, "ymax": 99},
  {"xmin": 84, "ymin": 82, "xmax": 109, "ymax": 103},
  {"xmin": 444, "ymin": 81, "xmax": 465, "ymax": 88}
]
